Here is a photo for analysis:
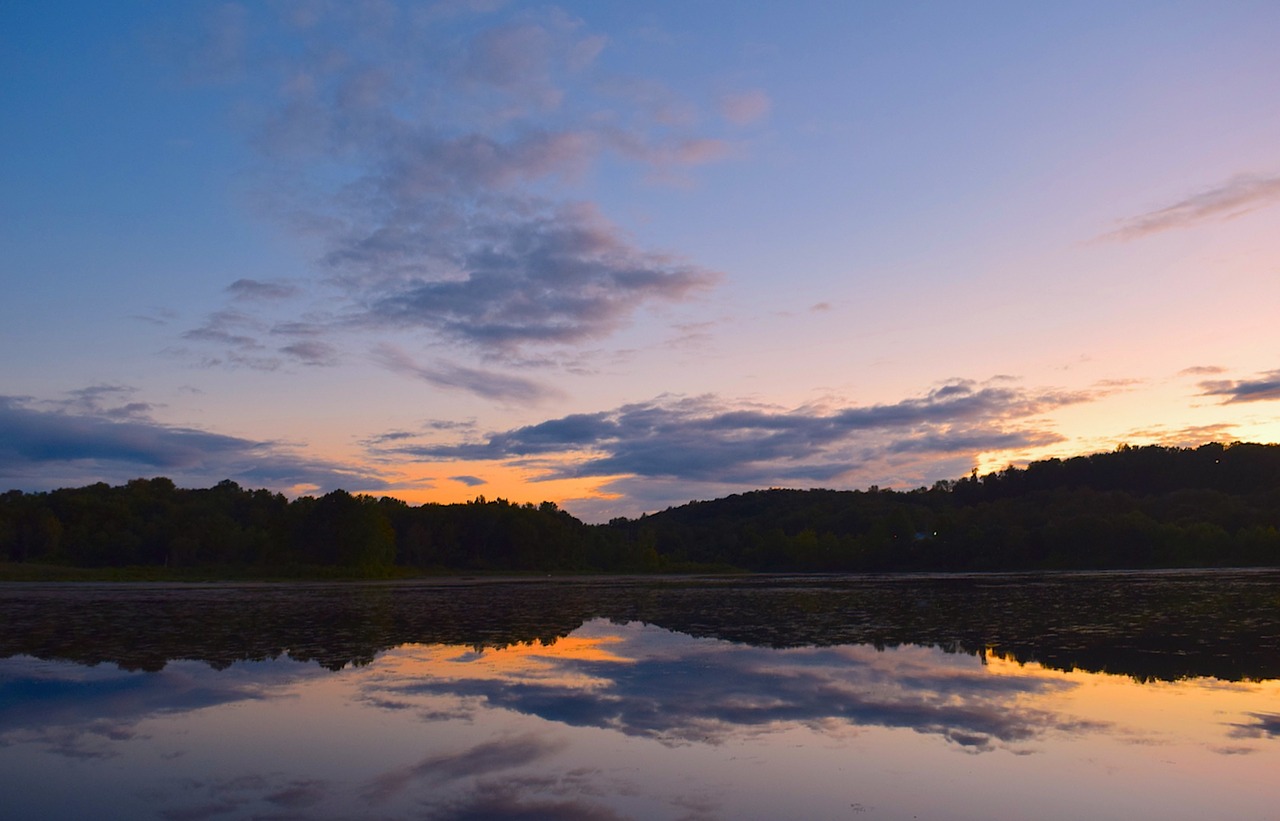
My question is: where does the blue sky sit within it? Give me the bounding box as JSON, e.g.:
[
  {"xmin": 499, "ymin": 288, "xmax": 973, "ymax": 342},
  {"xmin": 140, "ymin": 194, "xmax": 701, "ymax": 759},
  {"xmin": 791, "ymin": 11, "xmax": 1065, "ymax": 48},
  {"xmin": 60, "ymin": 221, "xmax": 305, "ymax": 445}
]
[{"xmin": 3, "ymin": 1, "xmax": 1280, "ymax": 520}]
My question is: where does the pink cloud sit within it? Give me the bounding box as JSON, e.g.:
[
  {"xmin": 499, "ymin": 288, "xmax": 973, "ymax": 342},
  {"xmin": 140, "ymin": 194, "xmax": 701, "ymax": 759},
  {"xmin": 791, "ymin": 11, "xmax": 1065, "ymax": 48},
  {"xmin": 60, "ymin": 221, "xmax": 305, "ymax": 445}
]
[{"xmin": 1101, "ymin": 173, "xmax": 1280, "ymax": 241}]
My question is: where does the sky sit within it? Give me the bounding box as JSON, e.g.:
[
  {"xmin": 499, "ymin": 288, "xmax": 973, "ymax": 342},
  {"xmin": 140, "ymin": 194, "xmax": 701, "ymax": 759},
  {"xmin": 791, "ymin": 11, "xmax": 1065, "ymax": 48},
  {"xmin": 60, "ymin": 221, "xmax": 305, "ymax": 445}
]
[{"xmin": 2, "ymin": 1, "xmax": 1280, "ymax": 521}]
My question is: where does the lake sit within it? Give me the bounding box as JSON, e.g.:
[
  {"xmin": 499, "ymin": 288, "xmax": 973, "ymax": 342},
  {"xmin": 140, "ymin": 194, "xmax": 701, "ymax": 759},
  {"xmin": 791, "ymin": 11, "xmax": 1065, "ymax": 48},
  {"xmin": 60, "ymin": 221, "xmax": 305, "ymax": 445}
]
[{"xmin": 3, "ymin": 570, "xmax": 1279, "ymax": 819}]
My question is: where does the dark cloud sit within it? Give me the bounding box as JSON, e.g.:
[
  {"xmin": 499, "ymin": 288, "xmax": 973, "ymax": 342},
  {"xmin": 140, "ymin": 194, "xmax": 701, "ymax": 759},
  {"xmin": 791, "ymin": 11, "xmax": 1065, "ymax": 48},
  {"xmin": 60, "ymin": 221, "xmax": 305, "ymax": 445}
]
[
  {"xmin": 364, "ymin": 430, "xmax": 419, "ymax": 444},
  {"xmin": 886, "ymin": 429, "xmax": 1064, "ymax": 455},
  {"xmin": 372, "ymin": 344, "xmax": 560, "ymax": 404},
  {"xmin": 358, "ymin": 202, "xmax": 720, "ymax": 351},
  {"xmin": 226, "ymin": 279, "xmax": 298, "ymax": 301},
  {"xmin": 430, "ymin": 789, "xmax": 631, "ymax": 821},
  {"xmin": 380, "ymin": 381, "xmax": 1089, "ymax": 489},
  {"xmin": 1101, "ymin": 173, "xmax": 1280, "ymax": 241},
  {"xmin": 1228, "ymin": 712, "xmax": 1280, "ymax": 739},
  {"xmin": 264, "ymin": 779, "xmax": 329, "ymax": 809},
  {"xmin": 427, "ymin": 419, "xmax": 479, "ymax": 431},
  {"xmin": 451, "ymin": 475, "xmax": 487, "ymax": 487},
  {"xmin": 0, "ymin": 396, "xmax": 389, "ymax": 493},
  {"xmin": 280, "ymin": 340, "xmax": 338, "ymax": 366},
  {"xmin": 1199, "ymin": 370, "xmax": 1280, "ymax": 404},
  {"xmin": 157, "ymin": 772, "xmax": 333, "ymax": 821}
]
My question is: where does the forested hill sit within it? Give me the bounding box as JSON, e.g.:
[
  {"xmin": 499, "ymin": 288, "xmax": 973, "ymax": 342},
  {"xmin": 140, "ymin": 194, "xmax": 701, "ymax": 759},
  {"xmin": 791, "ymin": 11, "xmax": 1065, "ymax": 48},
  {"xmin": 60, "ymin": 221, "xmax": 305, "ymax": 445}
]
[
  {"xmin": 3, "ymin": 442, "xmax": 1280, "ymax": 575},
  {"xmin": 618, "ymin": 442, "xmax": 1280, "ymax": 571}
]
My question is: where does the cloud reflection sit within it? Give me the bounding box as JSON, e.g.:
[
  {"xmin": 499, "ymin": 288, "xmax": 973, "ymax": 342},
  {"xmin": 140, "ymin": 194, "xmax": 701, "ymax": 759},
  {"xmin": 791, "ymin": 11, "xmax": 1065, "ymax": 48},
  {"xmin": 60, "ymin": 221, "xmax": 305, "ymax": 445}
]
[
  {"xmin": 1228, "ymin": 712, "xmax": 1280, "ymax": 739},
  {"xmin": 0, "ymin": 658, "xmax": 318, "ymax": 761},
  {"xmin": 367, "ymin": 621, "xmax": 1099, "ymax": 753},
  {"xmin": 362, "ymin": 733, "xmax": 568, "ymax": 804}
]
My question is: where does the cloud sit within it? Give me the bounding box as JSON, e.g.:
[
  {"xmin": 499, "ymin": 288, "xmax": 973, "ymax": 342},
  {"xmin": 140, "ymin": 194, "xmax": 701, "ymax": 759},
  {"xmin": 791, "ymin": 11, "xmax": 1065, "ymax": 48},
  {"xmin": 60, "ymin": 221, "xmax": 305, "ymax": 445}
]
[
  {"xmin": 371, "ymin": 344, "xmax": 560, "ymax": 404},
  {"xmin": 1179, "ymin": 365, "xmax": 1226, "ymax": 377},
  {"xmin": 226, "ymin": 279, "xmax": 298, "ymax": 301},
  {"xmin": 0, "ymin": 395, "xmax": 389, "ymax": 493},
  {"xmin": 177, "ymin": 3, "xmax": 730, "ymax": 365},
  {"xmin": 58, "ymin": 385, "xmax": 156, "ymax": 420},
  {"xmin": 182, "ymin": 309, "xmax": 265, "ymax": 351},
  {"xmin": 183, "ymin": 310, "xmax": 345, "ymax": 369},
  {"xmin": 429, "ymin": 787, "xmax": 630, "ymax": 821},
  {"xmin": 362, "ymin": 734, "xmax": 568, "ymax": 804},
  {"xmin": 0, "ymin": 659, "xmax": 314, "ymax": 760},
  {"xmin": 719, "ymin": 89, "xmax": 771, "ymax": 125},
  {"xmin": 1101, "ymin": 173, "xmax": 1280, "ymax": 241},
  {"xmin": 382, "ymin": 380, "xmax": 1088, "ymax": 490},
  {"xmin": 369, "ymin": 621, "xmax": 1096, "ymax": 751},
  {"xmin": 358, "ymin": 202, "xmax": 720, "ymax": 351},
  {"xmin": 461, "ymin": 20, "xmax": 576, "ymax": 110},
  {"xmin": 1199, "ymin": 369, "xmax": 1280, "ymax": 404},
  {"xmin": 1228, "ymin": 712, "xmax": 1280, "ymax": 739},
  {"xmin": 597, "ymin": 76, "xmax": 697, "ymax": 127},
  {"xmin": 1116, "ymin": 422, "xmax": 1241, "ymax": 449},
  {"xmin": 280, "ymin": 340, "xmax": 338, "ymax": 366},
  {"xmin": 450, "ymin": 475, "xmax": 487, "ymax": 487}
]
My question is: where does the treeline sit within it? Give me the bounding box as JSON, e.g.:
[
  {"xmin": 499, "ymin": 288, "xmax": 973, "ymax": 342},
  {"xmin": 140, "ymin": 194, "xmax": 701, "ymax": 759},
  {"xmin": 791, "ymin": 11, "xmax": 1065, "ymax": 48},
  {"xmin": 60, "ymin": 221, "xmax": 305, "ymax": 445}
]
[
  {"xmin": 0, "ymin": 479, "xmax": 656, "ymax": 574},
  {"xmin": 3, "ymin": 442, "xmax": 1280, "ymax": 574}
]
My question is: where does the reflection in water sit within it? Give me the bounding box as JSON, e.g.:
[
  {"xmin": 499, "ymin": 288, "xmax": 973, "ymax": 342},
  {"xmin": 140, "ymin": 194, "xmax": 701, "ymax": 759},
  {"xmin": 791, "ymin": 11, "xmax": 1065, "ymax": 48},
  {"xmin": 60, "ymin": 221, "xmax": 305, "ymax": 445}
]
[
  {"xmin": 5, "ymin": 570, "xmax": 1280, "ymax": 680},
  {"xmin": 2, "ymin": 572, "xmax": 1280, "ymax": 819}
]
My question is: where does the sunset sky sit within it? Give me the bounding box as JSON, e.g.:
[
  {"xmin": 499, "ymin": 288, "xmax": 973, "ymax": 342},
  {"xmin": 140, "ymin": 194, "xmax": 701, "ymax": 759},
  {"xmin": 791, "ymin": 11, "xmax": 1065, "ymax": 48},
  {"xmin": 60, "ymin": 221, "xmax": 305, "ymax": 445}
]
[{"xmin": 3, "ymin": 1, "xmax": 1279, "ymax": 520}]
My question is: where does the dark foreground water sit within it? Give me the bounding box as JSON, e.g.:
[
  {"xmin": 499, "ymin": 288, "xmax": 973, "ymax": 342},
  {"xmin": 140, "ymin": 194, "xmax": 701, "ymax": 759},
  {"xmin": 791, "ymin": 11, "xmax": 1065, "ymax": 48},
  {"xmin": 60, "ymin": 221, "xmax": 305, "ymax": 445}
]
[{"xmin": 3, "ymin": 570, "xmax": 1280, "ymax": 820}]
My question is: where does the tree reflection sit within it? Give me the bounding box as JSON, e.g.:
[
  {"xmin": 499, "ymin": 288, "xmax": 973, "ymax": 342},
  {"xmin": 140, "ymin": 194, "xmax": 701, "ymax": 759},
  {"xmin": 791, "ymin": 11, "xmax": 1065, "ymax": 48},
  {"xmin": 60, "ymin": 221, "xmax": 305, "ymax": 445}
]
[{"xmin": 2, "ymin": 571, "xmax": 1279, "ymax": 682}]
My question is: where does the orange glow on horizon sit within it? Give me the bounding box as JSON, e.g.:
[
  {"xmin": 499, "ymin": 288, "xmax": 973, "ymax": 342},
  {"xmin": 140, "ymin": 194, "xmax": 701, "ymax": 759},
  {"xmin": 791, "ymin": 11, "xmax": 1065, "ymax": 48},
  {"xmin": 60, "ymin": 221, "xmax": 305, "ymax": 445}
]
[{"xmin": 341, "ymin": 458, "xmax": 627, "ymax": 510}]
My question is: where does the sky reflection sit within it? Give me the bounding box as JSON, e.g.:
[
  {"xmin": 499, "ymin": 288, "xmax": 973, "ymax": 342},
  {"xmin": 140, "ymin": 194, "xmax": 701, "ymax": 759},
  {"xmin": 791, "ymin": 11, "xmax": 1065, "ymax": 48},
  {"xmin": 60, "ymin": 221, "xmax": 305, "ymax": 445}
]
[
  {"xmin": 5, "ymin": 616, "xmax": 1279, "ymax": 820},
  {"xmin": 367, "ymin": 621, "xmax": 1094, "ymax": 750}
]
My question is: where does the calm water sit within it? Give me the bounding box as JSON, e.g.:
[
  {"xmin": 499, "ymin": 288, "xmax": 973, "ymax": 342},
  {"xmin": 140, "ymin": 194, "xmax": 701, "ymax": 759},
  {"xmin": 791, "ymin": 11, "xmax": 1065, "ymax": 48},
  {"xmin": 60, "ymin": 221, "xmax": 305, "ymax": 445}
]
[{"xmin": 3, "ymin": 571, "xmax": 1280, "ymax": 820}]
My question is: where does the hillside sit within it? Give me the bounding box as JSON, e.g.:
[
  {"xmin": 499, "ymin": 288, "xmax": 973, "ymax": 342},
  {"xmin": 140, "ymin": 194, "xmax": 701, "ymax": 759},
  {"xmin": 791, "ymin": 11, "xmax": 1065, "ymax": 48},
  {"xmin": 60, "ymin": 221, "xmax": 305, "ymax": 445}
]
[{"xmin": 3, "ymin": 442, "xmax": 1280, "ymax": 575}]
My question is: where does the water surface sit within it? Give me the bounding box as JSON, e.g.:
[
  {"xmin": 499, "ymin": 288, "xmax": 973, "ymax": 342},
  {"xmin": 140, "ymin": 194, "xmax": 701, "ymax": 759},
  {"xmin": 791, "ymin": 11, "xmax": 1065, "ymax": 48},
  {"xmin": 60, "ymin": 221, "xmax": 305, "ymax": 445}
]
[{"xmin": 3, "ymin": 571, "xmax": 1279, "ymax": 819}]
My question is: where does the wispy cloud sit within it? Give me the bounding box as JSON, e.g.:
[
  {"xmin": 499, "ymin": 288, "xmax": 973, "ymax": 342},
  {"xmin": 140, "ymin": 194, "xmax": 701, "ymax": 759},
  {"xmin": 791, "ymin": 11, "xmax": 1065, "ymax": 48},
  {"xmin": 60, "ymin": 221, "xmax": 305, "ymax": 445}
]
[
  {"xmin": 719, "ymin": 89, "xmax": 771, "ymax": 125},
  {"xmin": 1101, "ymin": 173, "xmax": 1280, "ymax": 241},
  {"xmin": 358, "ymin": 202, "xmax": 720, "ymax": 351},
  {"xmin": 361, "ymin": 734, "xmax": 566, "ymax": 804},
  {"xmin": 1116, "ymin": 422, "xmax": 1241, "ymax": 449},
  {"xmin": 226, "ymin": 279, "xmax": 298, "ymax": 301},
  {"xmin": 1178, "ymin": 365, "xmax": 1227, "ymax": 377},
  {"xmin": 58, "ymin": 385, "xmax": 156, "ymax": 420},
  {"xmin": 280, "ymin": 340, "xmax": 338, "ymax": 367},
  {"xmin": 1199, "ymin": 369, "xmax": 1280, "ymax": 404},
  {"xmin": 177, "ymin": 3, "xmax": 730, "ymax": 366},
  {"xmin": 371, "ymin": 344, "xmax": 560, "ymax": 404}
]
